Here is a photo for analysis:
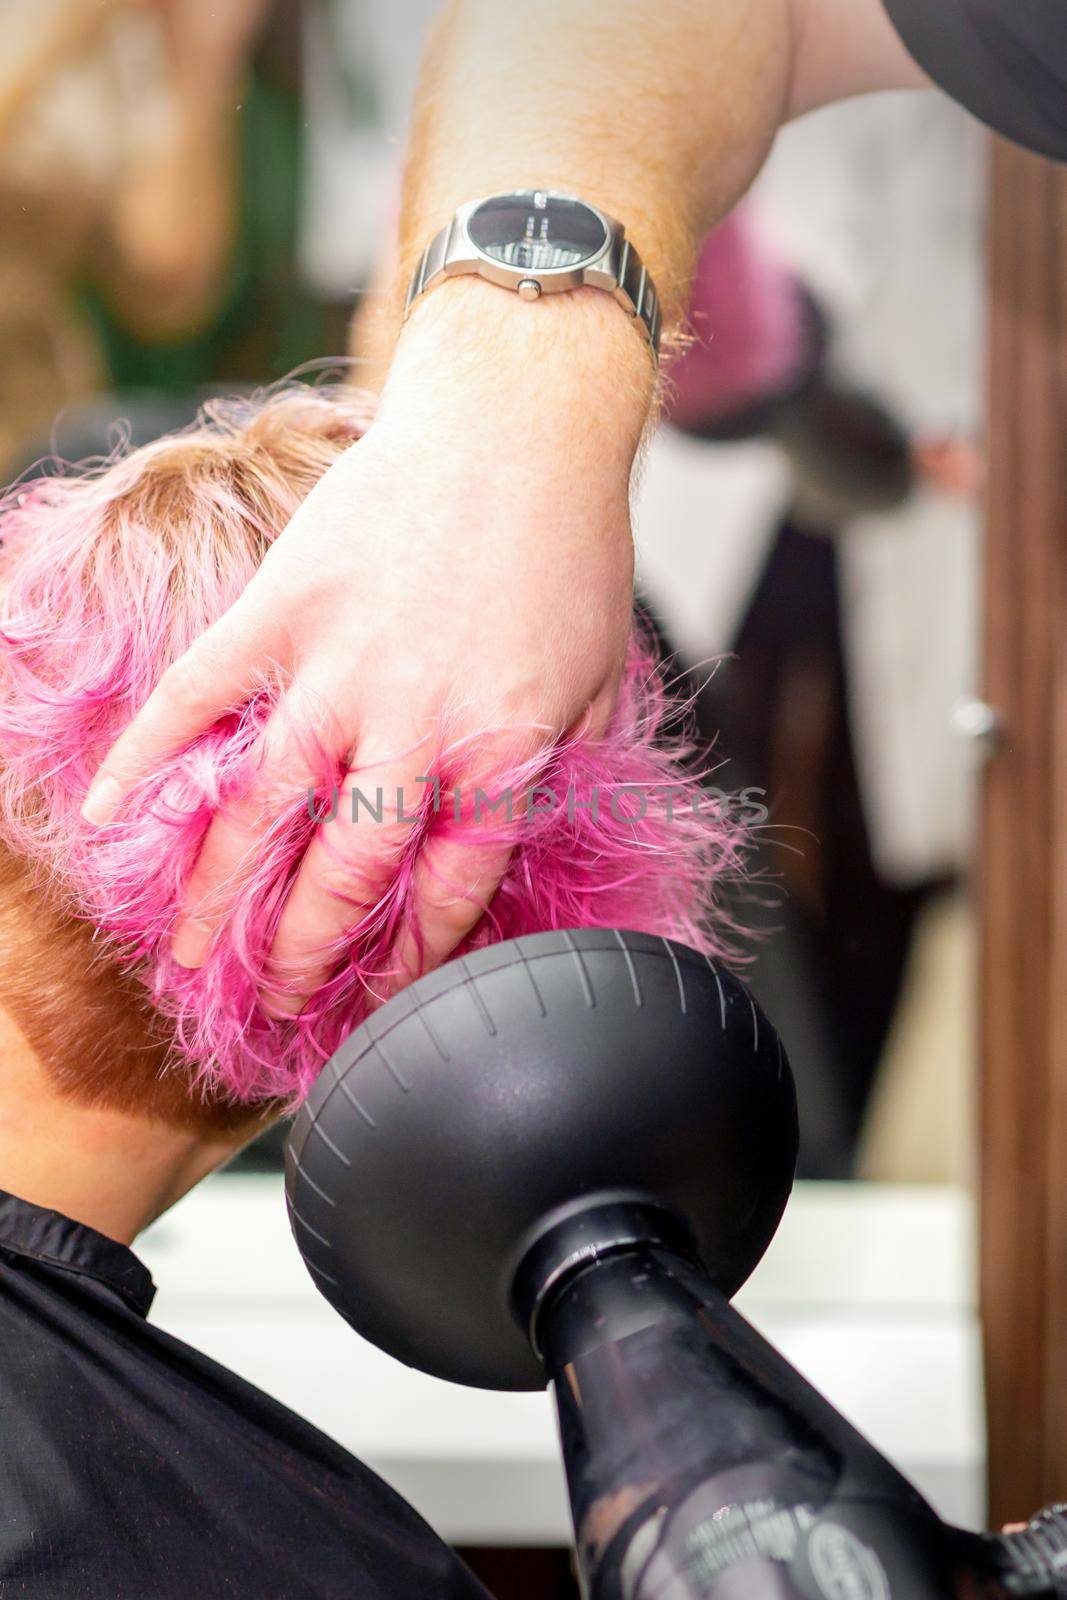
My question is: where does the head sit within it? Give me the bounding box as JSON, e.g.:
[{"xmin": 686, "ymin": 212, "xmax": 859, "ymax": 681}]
[{"xmin": 0, "ymin": 387, "xmax": 744, "ymax": 1174}]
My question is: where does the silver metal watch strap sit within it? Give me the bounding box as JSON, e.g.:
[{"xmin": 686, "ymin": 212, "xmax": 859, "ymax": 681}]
[
  {"xmin": 404, "ymin": 210, "xmax": 662, "ymax": 360},
  {"xmin": 612, "ymin": 235, "xmax": 662, "ymax": 358},
  {"xmin": 403, "ymin": 217, "xmax": 458, "ymax": 317}
]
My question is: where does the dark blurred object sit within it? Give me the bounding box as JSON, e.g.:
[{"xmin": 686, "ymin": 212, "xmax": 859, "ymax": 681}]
[
  {"xmin": 458, "ymin": 1548, "xmax": 578, "ymax": 1600},
  {"xmin": 768, "ymin": 359, "xmax": 917, "ymax": 523},
  {"xmin": 667, "ymin": 212, "xmax": 916, "ymax": 524},
  {"xmin": 673, "ymin": 285, "xmax": 917, "ymax": 524}
]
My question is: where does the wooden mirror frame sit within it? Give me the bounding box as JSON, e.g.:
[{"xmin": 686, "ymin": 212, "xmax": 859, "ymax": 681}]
[{"xmin": 982, "ymin": 135, "xmax": 1067, "ymax": 1524}]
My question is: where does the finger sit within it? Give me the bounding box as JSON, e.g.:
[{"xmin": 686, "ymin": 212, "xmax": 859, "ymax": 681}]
[
  {"xmin": 376, "ymin": 743, "xmax": 547, "ymax": 1004},
  {"xmin": 375, "ymin": 698, "xmax": 619, "ymax": 1002},
  {"xmin": 170, "ymin": 699, "xmax": 336, "ymax": 969},
  {"xmin": 374, "ymin": 728, "xmax": 586, "ymax": 1003},
  {"xmin": 259, "ymin": 737, "xmax": 433, "ymax": 1017},
  {"xmin": 81, "ymin": 602, "xmax": 281, "ymax": 826},
  {"xmin": 377, "ymin": 833, "xmax": 513, "ymax": 1007}
]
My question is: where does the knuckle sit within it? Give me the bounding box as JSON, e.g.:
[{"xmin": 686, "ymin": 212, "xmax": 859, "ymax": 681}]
[
  {"xmin": 316, "ymin": 854, "xmax": 384, "ymax": 906},
  {"xmin": 420, "ymin": 884, "xmax": 480, "ymax": 938},
  {"xmin": 158, "ymin": 650, "xmax": 222, "ymax": 716}
]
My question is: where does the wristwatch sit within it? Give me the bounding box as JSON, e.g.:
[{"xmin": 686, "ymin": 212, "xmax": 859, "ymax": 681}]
[{"xmin": 403, "ymin": 189, "xmax": 661, "ymax": 360}]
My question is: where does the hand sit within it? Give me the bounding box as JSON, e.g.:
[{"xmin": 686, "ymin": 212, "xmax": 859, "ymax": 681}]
[{"xmin": 81, "ymin": 281, "xmax": 653, "ymax": 1014}]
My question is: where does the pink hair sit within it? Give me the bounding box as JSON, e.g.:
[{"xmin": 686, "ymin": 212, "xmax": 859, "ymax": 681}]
[
  {"xmin": 667, "ymin": 209, "xmax": 808, "ymax": 429},
  {"xmin": 0, "ymin": 388, "xmax": 745, "ymax": 1107}
]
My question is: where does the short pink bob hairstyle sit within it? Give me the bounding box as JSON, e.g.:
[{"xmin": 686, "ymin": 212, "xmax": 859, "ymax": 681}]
[{"xmin": 0, "ymin": 388, "xmax": 744, "ymax": 1116}]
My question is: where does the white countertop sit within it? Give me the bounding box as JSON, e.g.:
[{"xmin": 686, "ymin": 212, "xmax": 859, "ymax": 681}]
[{"xmin": 140, "ymin": 1177, "xmax": 985, "ymax": 1544}]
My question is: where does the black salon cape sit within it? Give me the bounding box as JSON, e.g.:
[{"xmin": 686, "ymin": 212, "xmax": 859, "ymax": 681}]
[
  {"xmin": 0, "ymin": 1191, "xmax": 490, "ymax": 1600},
  {"xmin": 883, "ymin": 0, "xmax": 1067, "ymax": 162}
]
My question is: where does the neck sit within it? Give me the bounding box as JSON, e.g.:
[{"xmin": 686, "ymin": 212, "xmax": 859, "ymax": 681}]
[{"xmin": 0, "ymin": 1013, "xmax": 255, "ymax": 1244}]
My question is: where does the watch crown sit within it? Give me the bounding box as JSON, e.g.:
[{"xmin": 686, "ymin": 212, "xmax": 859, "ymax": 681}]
[{"xmin": 517, "ymin": 278, "xmax": 542, "ymax": 301}]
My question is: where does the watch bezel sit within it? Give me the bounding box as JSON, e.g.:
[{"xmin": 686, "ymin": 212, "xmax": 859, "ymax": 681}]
[
  {"xmin": 403, "ymin": 187, "xmax": 660, "ymax": 359},
  {"xmin": 456, "ymin": 190, "xmax": 617, "ymax": 294}
]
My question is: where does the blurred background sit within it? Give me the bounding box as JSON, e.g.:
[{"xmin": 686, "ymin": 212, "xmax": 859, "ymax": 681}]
[{"xmin": 3, "ymin": 2, "xmax": 988, "ymax": 1594}]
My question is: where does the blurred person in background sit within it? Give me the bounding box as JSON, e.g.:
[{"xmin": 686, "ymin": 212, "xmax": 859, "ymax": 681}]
[
  {"xmin": 0, "ymin": 0, "xmax": 351, "ymax": 478},
  {"xmin": 0, "ymin": 0, "xmax": 255, "ymax": 474}
]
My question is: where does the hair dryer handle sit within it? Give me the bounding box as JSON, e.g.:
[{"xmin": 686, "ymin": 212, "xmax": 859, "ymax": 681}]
[{"xmin": 984, "ymin": 1505, "xmax": 1067, "ymax": 1596}]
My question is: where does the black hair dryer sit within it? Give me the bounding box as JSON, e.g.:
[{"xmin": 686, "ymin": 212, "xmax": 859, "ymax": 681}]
[{"xmin": 285, "ymin": 929, "xmax": 1067, "ymax": 1598}]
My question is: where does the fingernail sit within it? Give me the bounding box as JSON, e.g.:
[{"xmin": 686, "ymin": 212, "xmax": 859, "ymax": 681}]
[
  {"xmin": 171, "ymin": 918, "xmax": 213, "ymax": 970},
  {"xmin": 80, "ymin": 776, "xmax": 123, "ymax": 826}
]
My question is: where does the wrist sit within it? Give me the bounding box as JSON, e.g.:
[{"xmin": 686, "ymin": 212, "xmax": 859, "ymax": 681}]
[{"xmin": 377, "ymin": 275, "xmax": 656, "ymax": 472}]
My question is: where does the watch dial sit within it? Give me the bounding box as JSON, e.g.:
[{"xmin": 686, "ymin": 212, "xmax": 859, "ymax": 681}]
[{"xmin": 467, "ymin": 192, "xmax": 608, "ymax": 272}]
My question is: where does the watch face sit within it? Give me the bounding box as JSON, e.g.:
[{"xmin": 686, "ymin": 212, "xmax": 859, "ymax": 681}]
[{"xmin": 467, "ymin": 192, "xmax": 608, "ymax": 272}]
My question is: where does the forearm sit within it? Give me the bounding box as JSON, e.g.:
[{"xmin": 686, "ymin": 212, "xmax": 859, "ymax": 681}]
[
  {"xmin": 402, "ymin": 0, "xmax": 799, "ymax": 329},
  {"xmin": 359, "ymin": 0, "xmax": 927, "ymax": 448},
  {"xmin": 788, "ymin": 0, "xmax": 929, "ymax": 117},
  {"xmin": 357, "ymin": 0, "xmax": 797, "ymax": 404}
]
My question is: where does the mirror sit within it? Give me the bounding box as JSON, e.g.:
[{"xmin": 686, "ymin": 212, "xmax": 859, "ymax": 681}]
[{"xmin": 2, "ymin": 4, "xmax": 991, "ymax": 1586}]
